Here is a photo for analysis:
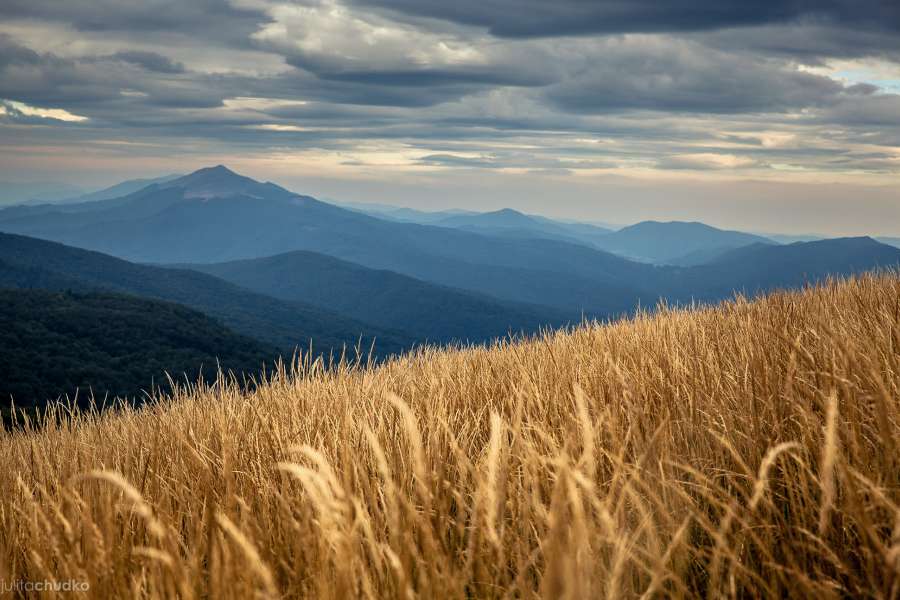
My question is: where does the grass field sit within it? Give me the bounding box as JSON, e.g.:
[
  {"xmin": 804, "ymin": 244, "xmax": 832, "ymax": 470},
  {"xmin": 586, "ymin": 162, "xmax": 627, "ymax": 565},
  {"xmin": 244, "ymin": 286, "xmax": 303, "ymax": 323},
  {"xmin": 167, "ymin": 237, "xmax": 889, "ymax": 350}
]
[{"xmin": 2, "ymin": 273, "xmax": 899, "ymax": 598}]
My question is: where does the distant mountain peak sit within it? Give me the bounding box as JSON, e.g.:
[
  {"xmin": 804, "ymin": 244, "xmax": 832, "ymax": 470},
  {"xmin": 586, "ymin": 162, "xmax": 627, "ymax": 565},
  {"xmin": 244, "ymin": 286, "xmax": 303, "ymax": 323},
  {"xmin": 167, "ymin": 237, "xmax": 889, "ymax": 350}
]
[
  {"xmin": 440, "ymin": 207, "xmax": 536, "ymax": 228},
  {"xmin": 492, "ymin": 208, "xmax": 526, "ymax": 217},
  {"xmin": 162, "ymin": 165, "xmax": 293, "ymax": 201},
  {"xmin": 627, "ymin": 220, "xmax": 710, "ymax": 231},
  {"xmin": 173, "ymin": 165, "xmax": 248, "ymax": 185},
  {"xmin": 193, "ymin": 164, "xmax": 241, "ymax": 178}
]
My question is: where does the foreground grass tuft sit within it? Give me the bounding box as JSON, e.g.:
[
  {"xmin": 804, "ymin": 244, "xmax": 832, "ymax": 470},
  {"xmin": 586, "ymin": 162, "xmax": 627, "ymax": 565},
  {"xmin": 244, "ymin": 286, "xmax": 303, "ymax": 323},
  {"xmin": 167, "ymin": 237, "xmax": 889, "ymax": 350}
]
[{"xmin": 2, "ymin": 273, "xmax": 899, "ymax": 598}]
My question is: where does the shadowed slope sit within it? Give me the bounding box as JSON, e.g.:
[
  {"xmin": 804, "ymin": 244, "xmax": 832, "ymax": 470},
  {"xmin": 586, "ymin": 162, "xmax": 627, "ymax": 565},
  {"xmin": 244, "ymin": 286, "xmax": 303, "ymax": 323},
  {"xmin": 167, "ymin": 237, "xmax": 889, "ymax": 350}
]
[
  {"xmin": 0, "ymin": 289, "xmax": 275, "ymax": 410},
  {"xmin": 186, "ymin": 250, "xmax": 571, "ymax": 343},
  {"xmin": 0, "ymin": 232, "xmax": 411, "ymax": 355}
]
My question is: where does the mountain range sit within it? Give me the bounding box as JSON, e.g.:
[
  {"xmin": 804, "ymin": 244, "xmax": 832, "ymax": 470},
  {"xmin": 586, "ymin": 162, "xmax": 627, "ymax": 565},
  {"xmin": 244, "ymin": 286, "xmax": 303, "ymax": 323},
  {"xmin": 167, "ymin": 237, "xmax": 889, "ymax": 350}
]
[
  {"xmin": 591, "ymin": 220, "xmax": 774, "ymax": 264},
  {"xmin": 184, "ymin": 250, "xmax": 569, "ymax": 344},
  {"xmin": 0, "ymin": 181, "xmax": 86, "ymax": 206},
  {"xmin": 0, "ymin": 232, "xmax": 410, "ymax": 355},
  {"xmin": 2, "ymin": 164, "xmax": 899, "ymax": 408},
  {"xmin": 433, "ymin": 208, "xmax": 613, "ymax": 247}
]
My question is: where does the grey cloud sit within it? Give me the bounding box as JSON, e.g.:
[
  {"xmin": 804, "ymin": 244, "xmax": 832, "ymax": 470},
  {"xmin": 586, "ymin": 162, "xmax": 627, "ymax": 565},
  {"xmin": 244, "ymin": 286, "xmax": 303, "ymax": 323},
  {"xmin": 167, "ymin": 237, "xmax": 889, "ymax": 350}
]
[
  {"xmin": 697, "ymin": 23, "xmax": 900, "ymax": 62},
  {"xmin": 416, "ymin": 152, "xmax": 614, "ymax": 170},
  {"xmin": 817, "ymin": 94, "xmax": 900, "ymax": 126},
  {"xmin": 0, "ymin": 33, "xmax": 41, "ymax": 67},
  {"xmin": 543, "ymin": 39, "xmax": 847, "ymax": 114},
  {"xmin": 0, "ymin": 0, "xmax": 269, "ymax": 42},
  {"xmin": 242, "ymin": 70, "xmax": 502, "ymax": 108},
  {"xmin": 348, "ymin": 0, "xmax": 900, "ymax": 39},
  {"xmin": 0, "ymin": 36, "xmax": 228, "ymax": 111},
  {"xmin": 654, "ymin": 155, "xmax": 764, "ymax": 170},
  {"xmin": 110, "ymin": 51, "xmax": 185, "ymax": 74},
  {"xmin": 286, "ymin": 58, "xmax": 547, "ymax": 88},
  {"xmin": 1, "ymin": 1, "xmax": 900, "ymax": 181}
]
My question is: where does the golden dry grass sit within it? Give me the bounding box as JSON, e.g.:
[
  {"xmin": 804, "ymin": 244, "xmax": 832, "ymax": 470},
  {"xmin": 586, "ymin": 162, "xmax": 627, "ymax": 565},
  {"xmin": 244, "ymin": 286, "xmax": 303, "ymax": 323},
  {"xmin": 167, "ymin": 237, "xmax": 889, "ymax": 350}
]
[{"xmin": 2, "ymin": 273, "xmax": 899, "ymax": 599}]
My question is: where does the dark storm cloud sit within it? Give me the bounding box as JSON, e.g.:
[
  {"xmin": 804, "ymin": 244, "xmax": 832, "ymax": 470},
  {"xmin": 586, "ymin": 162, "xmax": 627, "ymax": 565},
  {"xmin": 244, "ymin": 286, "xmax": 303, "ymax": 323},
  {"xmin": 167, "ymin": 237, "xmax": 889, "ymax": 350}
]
[
  {"xmin": 284, "ymin": 56, "xmax": 548, "ymax": 88},
  {"xmin": 0, "ymin": 0, "xmax": 270, "ymax": 42},
  {"xmin": 0, "ymin": 35, "xmax": 229, "ymax": 112},
  {"xmin": 543, "ymin": 39, "xmax": 848, "ymax": 114},
  {"xmin": 1, "ymin": 0, "xmax": 899, "ymax": 180},
  {"xmin": 416, "ymin": 152, "xmax": 611, "ymax": 170},
  {"xmin": 0, "ymin": 35, "xmax": 116, "ymax": 106},
  {"xmin": 254, "ymin": 72, "xmax": 498, "ymax": 107},
  {"xmin": 817, "ymin": 94, "xmax": 900, "ymax": 127},
  {"xmin": 110, "ymin": 51, "xmax": 186, "ymax": 74},
  {"xmin": 348, "ymin": 0, "xmax": 900, "ymax": 38},
  {"xmin": 0, "ymin": 34, "xmax": 41, "ymax": 67},
  {"xmin": 713, "ymin": 27, "xmax": 900, "ymax": 61}
]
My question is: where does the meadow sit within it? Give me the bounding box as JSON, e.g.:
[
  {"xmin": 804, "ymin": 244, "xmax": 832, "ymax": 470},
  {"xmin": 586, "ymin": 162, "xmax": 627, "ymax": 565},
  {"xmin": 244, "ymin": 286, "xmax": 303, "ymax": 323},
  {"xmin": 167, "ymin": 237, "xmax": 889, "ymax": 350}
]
[{"xmin": 1, "ymin": 273, "xmax": 899, "ymax": 598}]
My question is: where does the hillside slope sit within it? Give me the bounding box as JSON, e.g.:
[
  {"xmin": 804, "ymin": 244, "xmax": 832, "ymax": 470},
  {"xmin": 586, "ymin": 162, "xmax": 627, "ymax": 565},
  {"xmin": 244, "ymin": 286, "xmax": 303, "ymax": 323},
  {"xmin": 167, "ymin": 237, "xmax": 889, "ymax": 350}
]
[
  {"xmin": 187, "ymin": 250, "xmax": 570, "ymax": 343},
  {"xmin": 663, "ymin": 236, "xmax": 900, "ymax": 300},
  {"xmin": 434, "ymin": 208, "xmax": 608, "ymax": 246},
  {"xmin": 595, "ymin": 220, "xmax": 774, "ymax": 263},
  {"xmin": 2, "ymin": 273, "xmax": 898, "ymax": 598},
  {"xmin": 0, "ymin": 233, "xmax": 411, "ymax": 355},
  {"xmin": 0, "ymin": 289, "xmax": 274, "ymax": 409}
]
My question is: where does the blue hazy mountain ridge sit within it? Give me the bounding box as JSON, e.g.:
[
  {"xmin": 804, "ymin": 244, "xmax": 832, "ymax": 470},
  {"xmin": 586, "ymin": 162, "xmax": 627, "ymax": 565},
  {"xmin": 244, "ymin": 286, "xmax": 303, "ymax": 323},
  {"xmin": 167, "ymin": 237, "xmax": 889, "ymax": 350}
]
[
  {"xmin": 347, "ymin": 203, "xmax": 615, "ymax": 247},
  {"xmin": 0, "ymin": 166, "xmax": 659, "ymax": 316},
  {"xmin": 434, "ymin": 208, "xmax": 613, "ymax": 247},
  {"xmin": 1, "ymin": 166, "xmax": 898, "ymax": 318},
  {"xmin": 345, "ymin": 201, "xmax": 765, "ymax": 264},
  {"xmin": 665, "ymin": 245, "xmax": 755, "ymax": 267},
  {"xmin": 181, "ymin": 250, "xmax": 573, "ymax": 343},
  {"xmin": 0, "ymin": 175, "xmax": 178, "ymax": 214},
  {"xmin": 336, "ymin": 201, "xmax": 477, "ymax": 224},
  {"xmin": 660, "ymin": 237, "xmax": 900, "ymax": 300},
  {"xmin": 0, "ymin": 181, "xmax": 86, "ymax": 206},
  {"xmin": 592, "ymin": 220, "xmax": 775, "ymax": 264},
  {"xmin": 62, "ymin": 174, "xmax": 182, "ymax": 204},
  {"xmin": 342, "ymin": 200, "xmax": 620, "ymax": 231},
  {"xmin": 0, "ymin": 232, "xmax": 412, "ymax": 356}
]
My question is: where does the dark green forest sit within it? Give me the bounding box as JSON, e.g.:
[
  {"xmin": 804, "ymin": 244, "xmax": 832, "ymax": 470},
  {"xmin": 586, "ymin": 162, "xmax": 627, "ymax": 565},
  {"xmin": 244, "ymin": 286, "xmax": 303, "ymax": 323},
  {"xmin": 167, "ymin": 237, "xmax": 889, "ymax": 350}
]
[{"xmin": 1, "ymin": 289, "xmax": 276, "ymax": 414}]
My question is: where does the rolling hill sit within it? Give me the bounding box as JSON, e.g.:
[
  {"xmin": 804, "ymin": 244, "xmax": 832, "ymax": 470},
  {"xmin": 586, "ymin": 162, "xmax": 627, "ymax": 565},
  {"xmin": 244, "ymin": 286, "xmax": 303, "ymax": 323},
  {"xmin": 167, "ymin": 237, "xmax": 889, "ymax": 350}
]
[
  {"xmin": 434, "ymin": 208, "xmax": 612, "ymax": 246},
  {"xmin": 0, "ymin": 233, "xmax": 411, "ymax": 356},
  {"xmin": 594, "ymin": 220, "xmax": 775, "ymax": 264},
  {"xmin": 61, "ymin": 174, "xmax": 182, "ymax": 204},
  {"xmin": 336, "ymin": 201, "xmax": 477, "ymax": 224},
  {"xmin": 3, "ymin": 274, "xmax": 899, "ymax": 597},
  {"xmin": 0, "ymin": 289, "xmax": 274, "ymax": 410},
  {"xmin": 661, "ymin": 237, "xmax": 900, "ymax": 301},
  {"xmin": 877, "ymin": 236, "xmax": 900, "ymax": 249},
  {"xmin": 0, "ymin": 181, "xmax": 85, "ymax": 206},
  {"xmin": 184, "ymin": 250, "xmax": 571, "ymax": 343}
]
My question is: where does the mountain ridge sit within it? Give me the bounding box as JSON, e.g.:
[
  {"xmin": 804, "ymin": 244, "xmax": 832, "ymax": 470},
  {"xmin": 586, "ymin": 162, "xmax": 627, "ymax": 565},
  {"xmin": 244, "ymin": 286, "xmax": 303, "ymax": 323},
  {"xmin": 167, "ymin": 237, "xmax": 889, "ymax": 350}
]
[
  {"xmin": 594, "ymin": 220, "xmax": 775, "ymax": 264},
  {"xmin": 181, "ymin": 249, "xmax": 573, "ymax": 344},
  {"xmin": 3, "ymin": 166, "xmax": 898, "ymax": 320},
  {"xmin": 0, "ymin": 232, "xmax": 412, "ymax": 356}
]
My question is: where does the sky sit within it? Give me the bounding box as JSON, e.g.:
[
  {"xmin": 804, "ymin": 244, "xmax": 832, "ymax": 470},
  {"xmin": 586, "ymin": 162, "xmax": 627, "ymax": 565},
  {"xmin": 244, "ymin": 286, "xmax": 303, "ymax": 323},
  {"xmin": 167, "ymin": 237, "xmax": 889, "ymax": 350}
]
[{"xmin": 1, "ymin": 0, "xmax": 899, "ymax": 234}]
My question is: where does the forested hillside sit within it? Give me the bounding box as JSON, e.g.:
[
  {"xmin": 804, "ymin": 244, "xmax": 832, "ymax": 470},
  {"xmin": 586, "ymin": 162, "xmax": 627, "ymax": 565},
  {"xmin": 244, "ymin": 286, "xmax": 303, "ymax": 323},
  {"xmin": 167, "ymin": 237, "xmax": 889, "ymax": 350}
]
[{"xmin": 0, "ymin": 289, "xmax": 275, "ymax": 412}]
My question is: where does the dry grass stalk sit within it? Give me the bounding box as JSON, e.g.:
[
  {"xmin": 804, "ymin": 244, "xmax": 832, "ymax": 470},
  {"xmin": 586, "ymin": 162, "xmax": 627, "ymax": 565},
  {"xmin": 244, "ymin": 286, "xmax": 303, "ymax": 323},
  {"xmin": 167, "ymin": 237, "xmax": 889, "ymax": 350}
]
[{"xmin": 1, "ymin": 273, "xmax": 899, "ymax": 598}]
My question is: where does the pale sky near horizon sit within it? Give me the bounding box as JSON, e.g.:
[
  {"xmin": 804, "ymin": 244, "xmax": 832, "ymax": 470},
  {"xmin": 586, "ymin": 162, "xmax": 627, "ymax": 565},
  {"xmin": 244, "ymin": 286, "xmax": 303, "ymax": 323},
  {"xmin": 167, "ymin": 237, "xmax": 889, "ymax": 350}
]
[{"xmin": 1, "ymin": 1, "xmax": 899, "ymax": 235}]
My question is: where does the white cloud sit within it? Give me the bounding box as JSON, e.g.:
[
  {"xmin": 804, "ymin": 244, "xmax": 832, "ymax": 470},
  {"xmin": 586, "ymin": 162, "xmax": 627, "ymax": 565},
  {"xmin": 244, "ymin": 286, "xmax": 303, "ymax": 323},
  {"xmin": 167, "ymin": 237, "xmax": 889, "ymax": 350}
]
[
  {"xmin": 2, "ymin": 99, "xmax": 88, "ymax": 122},
  {"xmin": 253, "ymin": 0, "xmax": 487, "ymax": 71}
]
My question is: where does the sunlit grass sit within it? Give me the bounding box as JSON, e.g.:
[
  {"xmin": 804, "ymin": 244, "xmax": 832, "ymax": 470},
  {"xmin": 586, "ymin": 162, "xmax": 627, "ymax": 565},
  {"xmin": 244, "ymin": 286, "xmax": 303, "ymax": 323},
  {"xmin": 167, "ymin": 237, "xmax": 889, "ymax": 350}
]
[{"xmin": 2, "ymin": 273, "xmax": 899, "ymax": 598}]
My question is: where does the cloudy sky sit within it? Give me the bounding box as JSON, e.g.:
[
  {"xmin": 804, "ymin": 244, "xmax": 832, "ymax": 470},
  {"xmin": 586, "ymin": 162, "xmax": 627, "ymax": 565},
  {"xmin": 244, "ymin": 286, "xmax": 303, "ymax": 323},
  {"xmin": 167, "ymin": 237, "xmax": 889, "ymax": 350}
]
[{"xmin": 1, "ymin": 0, "xmax": 899, "ymax": 234}]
